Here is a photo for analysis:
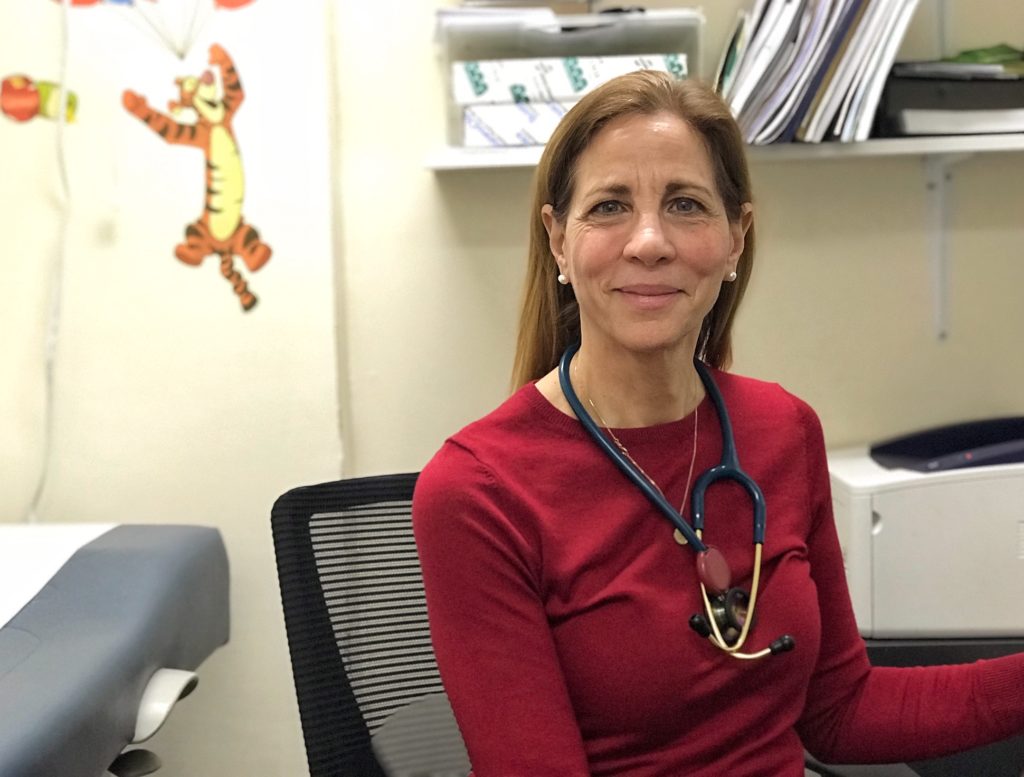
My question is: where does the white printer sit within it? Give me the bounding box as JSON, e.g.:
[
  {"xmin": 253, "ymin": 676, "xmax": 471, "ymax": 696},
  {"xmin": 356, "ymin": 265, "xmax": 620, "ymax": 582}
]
[{"xmin": 827, "ymin": 418, "xmax": 1024, "ymax": 638}]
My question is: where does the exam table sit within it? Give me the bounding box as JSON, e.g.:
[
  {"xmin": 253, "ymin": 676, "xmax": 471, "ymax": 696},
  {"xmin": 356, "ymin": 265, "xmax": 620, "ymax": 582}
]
[{"xmin": 0, "ymin": 523, "xmax": 230, "ymax": 777}]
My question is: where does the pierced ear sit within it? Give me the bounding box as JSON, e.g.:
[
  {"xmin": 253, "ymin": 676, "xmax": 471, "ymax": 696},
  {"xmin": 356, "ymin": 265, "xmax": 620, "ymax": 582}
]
[{"xmin": 541, "ymin": 204, "xmax": 565, "ymax": 265}]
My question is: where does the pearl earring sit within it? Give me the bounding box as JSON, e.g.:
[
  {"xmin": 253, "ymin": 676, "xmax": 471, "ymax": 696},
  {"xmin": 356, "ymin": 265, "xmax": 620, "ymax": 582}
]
[
  {"xmin": 726, "ymin": 271, "xmax": 738, "ymax": 282},
  {"xmin": 557, "ymin": 273, "xmax": 569, "ymax": 285}
]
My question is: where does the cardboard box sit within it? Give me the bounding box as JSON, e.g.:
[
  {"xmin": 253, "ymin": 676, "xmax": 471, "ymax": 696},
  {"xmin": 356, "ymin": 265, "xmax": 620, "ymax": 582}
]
[
  {"xmin": 438, "ymin": 8, "xmax": 704, "ymax": 144},
  {"xmin": 453, "ymin": 53, "xmax": 687, "ymax": 105},
  {"xmin": 463, "ymin": 101, "xmax": 578, "ymax": 146}
]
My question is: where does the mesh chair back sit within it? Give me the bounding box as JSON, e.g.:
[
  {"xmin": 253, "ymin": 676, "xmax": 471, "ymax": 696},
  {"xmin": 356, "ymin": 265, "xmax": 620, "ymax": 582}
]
[{"xmin": 272, "ymin": 473, "xmax": 471, "ymax": 777}]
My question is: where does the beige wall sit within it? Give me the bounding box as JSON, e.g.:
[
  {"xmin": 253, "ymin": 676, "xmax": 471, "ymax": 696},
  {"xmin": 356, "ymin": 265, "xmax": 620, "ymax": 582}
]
[
  {"xmin": 2, "ymin": 1, "xmax": 1023, "ymax": 776},
  {"xmin": 263, "ymin": 1, "xmax": 1024, "ymax": 771},
  {"xmin": 1, "ymin": 3, "xmax": 340, "ymax": 776}
]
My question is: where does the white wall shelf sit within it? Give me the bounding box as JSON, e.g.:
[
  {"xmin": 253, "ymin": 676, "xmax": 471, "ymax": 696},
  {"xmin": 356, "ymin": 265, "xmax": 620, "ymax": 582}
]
[
  {"xmin": 427, "ymin": 133, "xmax": 1024, "ymax": 340},
  {"xmin": 425, "ymin": 133, "xmax": 1024, "ymax": 170},
  {"xmin": 426, "ymin": 145, "xmax": 546, "ymax": 171},
  {"xmin": 750, "ymin": 133, "xmax": 1024, "ymax": 162}
]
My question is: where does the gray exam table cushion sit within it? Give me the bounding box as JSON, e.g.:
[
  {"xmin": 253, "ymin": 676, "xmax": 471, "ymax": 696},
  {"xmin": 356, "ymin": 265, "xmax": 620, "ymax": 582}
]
[{"xmin": 0, "ymin": 524, "xmax": 229, "ymax": 777}]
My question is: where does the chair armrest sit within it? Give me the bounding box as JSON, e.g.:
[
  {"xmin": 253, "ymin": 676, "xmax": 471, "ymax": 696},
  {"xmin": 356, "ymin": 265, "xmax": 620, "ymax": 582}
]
[{"xmin": 805, "ymin": 751, "xmax": 920, "ymax": 776}]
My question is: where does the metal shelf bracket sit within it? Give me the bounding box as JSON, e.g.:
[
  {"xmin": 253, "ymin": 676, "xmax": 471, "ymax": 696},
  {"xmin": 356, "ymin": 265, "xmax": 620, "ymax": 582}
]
[{"xmin": 923, "ymin": 152, "xmax": 970, "ymax": 340}]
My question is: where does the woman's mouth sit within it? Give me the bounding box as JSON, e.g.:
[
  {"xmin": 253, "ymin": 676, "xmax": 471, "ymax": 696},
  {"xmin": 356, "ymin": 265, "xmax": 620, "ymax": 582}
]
[{"xmin": 617, "ymin": 285, "xmax": 681, "ymax": 310}]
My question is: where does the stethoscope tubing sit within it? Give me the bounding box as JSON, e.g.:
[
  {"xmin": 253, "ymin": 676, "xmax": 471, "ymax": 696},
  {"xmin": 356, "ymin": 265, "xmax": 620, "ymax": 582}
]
[
  {"xmin": 689, "ymin": 359, "xmax": 767, "ymax": 544},
  {"xmin": 558, "ymin": 342, "xmax": 766, "ymax": 549},
  {"xmin": 558, "ymin": 342, "xmax": 708, "ymax": 552},
  {"xmin": 559, "ymin": 342, "xmax": 792, "ymax": 659}
]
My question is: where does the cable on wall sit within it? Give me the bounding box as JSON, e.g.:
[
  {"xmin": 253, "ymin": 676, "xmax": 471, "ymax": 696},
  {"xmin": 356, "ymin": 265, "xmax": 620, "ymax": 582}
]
[{"xmin": 26, "ymin": 0, "xmax": 72, "ymax": 523}]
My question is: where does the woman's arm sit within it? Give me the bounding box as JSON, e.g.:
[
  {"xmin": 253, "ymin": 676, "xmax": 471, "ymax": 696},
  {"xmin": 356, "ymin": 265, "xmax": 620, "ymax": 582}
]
[
  {"xmin": 793, "ymin": 400, "xmax": 1024, "ymax": 763},
  {"xmin": 413, "ymin": 441, "xmax": 592, "ymax": 777}
]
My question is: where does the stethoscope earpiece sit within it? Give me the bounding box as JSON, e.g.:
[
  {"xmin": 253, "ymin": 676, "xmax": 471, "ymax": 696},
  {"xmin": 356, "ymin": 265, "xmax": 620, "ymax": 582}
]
[
  {"xmin": 770, "ymin": 635, "xmax": 796, "ymax": 655},
  {"xmin": 688, "ymin": 613, "xmax": 712, "ymax": 639}
]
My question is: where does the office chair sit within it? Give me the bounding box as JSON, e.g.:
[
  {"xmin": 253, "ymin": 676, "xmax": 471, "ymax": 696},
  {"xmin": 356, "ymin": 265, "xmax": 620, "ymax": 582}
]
[
  {"xmin": 272, "ymin": 473, "xmax": 923, "ymax": 777},
  {"xmin": 271, "ymin": 472, "xmax": 471, "ymax": 777}
]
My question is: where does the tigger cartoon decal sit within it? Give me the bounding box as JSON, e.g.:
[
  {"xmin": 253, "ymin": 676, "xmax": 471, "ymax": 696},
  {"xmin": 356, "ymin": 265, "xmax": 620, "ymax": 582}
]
[{"xmin": 122, "ymin": 43, "xmax": 270, "ymax": 311}]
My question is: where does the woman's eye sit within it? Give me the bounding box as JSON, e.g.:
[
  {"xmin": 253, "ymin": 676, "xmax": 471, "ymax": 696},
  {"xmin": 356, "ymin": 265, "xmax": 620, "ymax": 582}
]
[
  {"xmin": 670, "ymin": 198, "xmax": 700, "ymax": 214},
  {"xmin": 591, "ymin": 201, "xmax": 623, "ymax": 216}
]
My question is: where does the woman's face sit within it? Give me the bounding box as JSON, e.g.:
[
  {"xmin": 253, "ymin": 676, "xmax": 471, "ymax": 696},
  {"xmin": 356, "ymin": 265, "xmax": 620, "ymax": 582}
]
[{"xmin": 542, "ymin": 111, "xmax": 751, "ymax": 361}]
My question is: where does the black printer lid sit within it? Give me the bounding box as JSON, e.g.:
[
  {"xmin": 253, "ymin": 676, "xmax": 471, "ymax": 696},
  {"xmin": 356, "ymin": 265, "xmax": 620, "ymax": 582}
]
[{"xmin": 870, "ymin": 417, "xmax": 1024, "ymax": 472}]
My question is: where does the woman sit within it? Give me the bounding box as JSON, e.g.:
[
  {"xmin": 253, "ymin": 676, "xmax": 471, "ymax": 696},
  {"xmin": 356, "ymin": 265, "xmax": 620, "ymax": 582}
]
[{"xmin": 412, "ymin": 71, "xmax": 1024, "ymax": 776}]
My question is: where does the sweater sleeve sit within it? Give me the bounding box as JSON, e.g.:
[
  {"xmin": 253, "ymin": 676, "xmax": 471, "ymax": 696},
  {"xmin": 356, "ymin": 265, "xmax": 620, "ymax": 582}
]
[
  {"xmin": 793, "ymin": 398, "xmax": 1024, "ymax": 763},
  {"xmin": 412, "ymin": 441, "xmax": 592, "ymax": 777}
]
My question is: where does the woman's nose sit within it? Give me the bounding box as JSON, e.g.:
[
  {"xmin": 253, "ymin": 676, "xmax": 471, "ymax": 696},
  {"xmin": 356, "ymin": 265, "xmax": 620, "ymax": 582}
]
[{"xmin": 625, "ymin": 214, "xmax": 675, "ymax": 265}]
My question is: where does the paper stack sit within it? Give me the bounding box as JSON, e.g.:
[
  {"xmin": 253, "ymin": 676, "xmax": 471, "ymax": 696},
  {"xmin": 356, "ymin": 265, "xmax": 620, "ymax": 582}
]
[
  {"xmin": 454, "ymin": 54, "xmax": 688, "ymax": 147},
  {"xmin": 717, "ymin": 0, "xmax": 922, "ymax": 144}
]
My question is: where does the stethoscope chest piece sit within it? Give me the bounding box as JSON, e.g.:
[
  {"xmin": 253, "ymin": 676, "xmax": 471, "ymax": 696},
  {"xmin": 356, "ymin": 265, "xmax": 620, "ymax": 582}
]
[
  {"xmin": 710, "ymin": 588, "xmax": 752, "ymax": 644},
  {"xmin": 687, "ymin": 586, "xmax": 752, "ymax": 645}
]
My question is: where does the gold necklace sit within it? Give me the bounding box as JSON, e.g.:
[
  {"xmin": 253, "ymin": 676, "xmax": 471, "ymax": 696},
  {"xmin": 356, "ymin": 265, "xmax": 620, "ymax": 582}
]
[{"xmin": 574, "ymin": 357, "xmax": 700, "ymax": 546}]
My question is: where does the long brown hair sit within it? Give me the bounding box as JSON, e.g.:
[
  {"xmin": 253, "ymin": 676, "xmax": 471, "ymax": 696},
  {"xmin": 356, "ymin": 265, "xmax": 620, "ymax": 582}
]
[{"xmin": 510, "ymin": 71, "xmax": 755, "ymax": 389}]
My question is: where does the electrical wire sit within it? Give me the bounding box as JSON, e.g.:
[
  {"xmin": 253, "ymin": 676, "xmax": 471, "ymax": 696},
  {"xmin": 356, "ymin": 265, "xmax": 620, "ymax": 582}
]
[
  {"xmin": 26, "ymin": 0, "xmax": 73, "ymax": 523},
  {"xmin": 24, "ymin": 0, "xmax": 223, "ymax": 523}
]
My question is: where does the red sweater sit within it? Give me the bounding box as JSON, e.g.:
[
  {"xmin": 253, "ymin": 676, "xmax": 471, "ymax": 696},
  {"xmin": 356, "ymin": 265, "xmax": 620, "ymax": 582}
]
[{"xmin": 413, "ymin": 371, "xmax": 1024, "ymax": 777}]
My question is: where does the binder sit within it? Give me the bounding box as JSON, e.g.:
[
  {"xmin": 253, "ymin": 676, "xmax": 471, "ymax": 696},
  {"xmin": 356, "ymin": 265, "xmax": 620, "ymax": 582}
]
[{"xmin": 875, "ymin": 71, "xmax": 1024, "ymax": 136}]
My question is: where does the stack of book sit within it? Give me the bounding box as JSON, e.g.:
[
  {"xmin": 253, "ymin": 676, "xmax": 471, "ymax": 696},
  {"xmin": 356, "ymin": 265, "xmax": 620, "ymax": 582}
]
[
  {"xmin": 717, "ymin": 0, "xmax": 922, "ymax": 144},
  {"xmin": 875, "ymin": 46, "xmax": 1024, "ymax": 136},
  {"xmin": 452, "ymin": 53, "xmax": 688, "ymax": 147}
]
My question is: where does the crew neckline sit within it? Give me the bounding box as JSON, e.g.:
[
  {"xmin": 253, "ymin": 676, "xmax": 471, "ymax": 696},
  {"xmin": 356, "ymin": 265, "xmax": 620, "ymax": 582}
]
[{"xmin": 520, "ymin": 380, "xmax": 711, "ymax": 446}]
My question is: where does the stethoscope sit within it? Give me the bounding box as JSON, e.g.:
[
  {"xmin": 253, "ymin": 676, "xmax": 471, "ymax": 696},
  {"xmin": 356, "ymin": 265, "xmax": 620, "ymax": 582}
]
[{"xmin": 558, "ymin": 342, "xmax": 795, "ymax": 659}]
